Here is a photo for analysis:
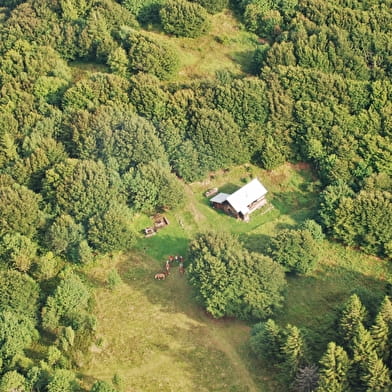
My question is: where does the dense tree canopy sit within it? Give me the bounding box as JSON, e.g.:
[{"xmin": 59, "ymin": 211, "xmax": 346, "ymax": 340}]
[
  {"xmin": 188, "ymin": 231, "xmax": 286, "ymax": 319},
  {"xmin": 160, "ymin": 0, "xmax": 211, "ymax": 38},
  {"xmin": 0, "ymin": 0, "xmax": 392, "ymax": 388}
]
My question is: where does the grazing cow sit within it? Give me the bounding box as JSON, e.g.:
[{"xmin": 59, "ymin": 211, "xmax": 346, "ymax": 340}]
[{"xmin": 154, "ymin": 273, "xmax": 166, "ymax": 280}]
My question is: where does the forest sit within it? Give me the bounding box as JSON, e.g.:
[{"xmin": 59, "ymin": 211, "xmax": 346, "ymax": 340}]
[{"xmin": 0, "ymin": 0, "xmax": 391, "ymax": 391}]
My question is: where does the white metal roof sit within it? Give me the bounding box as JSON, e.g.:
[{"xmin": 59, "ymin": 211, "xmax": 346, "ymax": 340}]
[
  {"xmin": 226, "ymin": 179, "xmax": 267, "ymax": 213},
  {"xmin": 210, "ymin": 192, "xmax": 230, "ymax": 204}
]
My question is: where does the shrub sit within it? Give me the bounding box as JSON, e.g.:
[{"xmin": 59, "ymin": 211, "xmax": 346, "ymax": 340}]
[
  {"xmin": 160, "ymin": 0, "xmax": 211, "ymax": 38},
  {"xmin": 268, "ymin": 229, "xmax": 319, "ymax": 274},
  {"xmin": 128, "ymin": 34, "xmax": 180, "ymax": 80}
]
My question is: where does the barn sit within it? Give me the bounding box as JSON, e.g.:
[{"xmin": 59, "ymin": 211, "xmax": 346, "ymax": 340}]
[{"xmin": 210, "ymin": 178, "xmax": 268, "ymax": 221}]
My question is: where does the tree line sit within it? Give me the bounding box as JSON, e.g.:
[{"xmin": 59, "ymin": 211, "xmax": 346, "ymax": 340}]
[
  {"xmin": 0, "ymin": 0, "xmax": 391, "ymax": 389},
  {"xmin": 250, "ymin": 294, "xmax": 392, "ymax": 391}
]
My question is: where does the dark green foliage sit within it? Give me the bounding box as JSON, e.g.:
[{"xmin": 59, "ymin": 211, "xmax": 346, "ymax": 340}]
[
  {"xmin": 128, "ymin": 33, "xmax": 180, "ymax": 80},
  {"xmin": 0, "ymin": 311, "xmax": 38, "ymax": 364},
  {"xmin": 255, "ymin": 135, "xmax": 287, "ymax": 170},
  {"xmin": 188, "ymin": 231, "xmax": 286, "ymax": 319},
  {"xmin": 0, "ymin": 270, "xmax": 39, "ymax": 322},
  {"xmin": 109, "ymin": 114, "xmax": 168, "ymax": 174},
  {"xmin": 62, "ymin": 73, "xmax": 130, "ymax": 112},
  {"xmin": 281, "ymin": 324, "xmax": 309, "ymax": 382},
  {"xmin": 191, "ymin": 0, "xmax": 228, "ymax": 14},
  {"xmin": 0, "ymin": 233, "xmax": 37, "ymax": 272},
  {"xmin": 338, "ymin": 294, "xmax": 368, "ymax": 347},
  {"xmin": 128, "ymin": 73, "xmax": 169, "ymax": 121},
  {"xmin": 43, "ymin": 159, "xmax": 120, "ymax": 223},
  {"xmin": 316, "ymin": 342, "xmax": 350, "ymax": 392},
  {"xmin": 46, "ymin": 369, "xmax": 78, "ymax": 392},
  {"xmin": 328, "ymin": 190, "xmax": 392, "ymax": 258},
  {"xmin": 244, "ymin": 6, "xmax": 282, "ymax": 38},
  {"xmin": 0, "ymin": 184, "xmax": 44, "ymax": 238},
  {"xmin": 187, "ymin": 108, "xmax": 247, "ymax": 172},
  {"xmin": 160, "ymin": 0, "xmax": 211, "ymax": 38},
  {"xmin": 107, "ymin": 47, "xmax": 129, "ymax": 78},
  {"xmin": 87, "ymin": 203, "xmax": 135, "ymax": 253},
  {"xmin": 250, "ymin": 319, "xmax": 285, "ymax": 362},
  {"xmin": 63, "ymin": 107, "xmax": 168, "ymax": 173},
  {"xmin": 300, "ymin": 219, "xmax": 325, "ymax": 241},
  {"xmin": 371, "ymin": 314, "xmax": 389, "ymax": 360},
  {"xmin": 172, "ymin": 140, "xmax": 204, "ymax": 182},
  {"xmin": 124, "ymin": 161, "xmax": 184, "ymax": 213},
  {"xmin": 268, "ymin": 228, "xmax": 319, "ymax": 274},
  {"xmin": 42, "ymin": 273, "xmax": 92, "ymax": 331},
  {"xmin": 90, "ymin": 380, "xmax": 118, "ymax": 392},
  {"xmin": 45, "ymin": 214, "xmax": 88, "ymax": 263}
]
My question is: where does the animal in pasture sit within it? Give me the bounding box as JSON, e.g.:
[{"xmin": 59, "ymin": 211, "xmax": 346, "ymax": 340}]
[
  {"xmin": 154, "ymin": 273, "xmax": 166, "ymax": 280},
  {"xmin": 179, "ymin": 262, "xmax": 185, "ymax": 275},
  {"xmin": 165, "ymin": 260, "xmax": 170, "ymax": 274}
]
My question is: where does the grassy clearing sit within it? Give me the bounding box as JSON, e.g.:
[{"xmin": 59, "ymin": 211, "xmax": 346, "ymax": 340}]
[
  {"xmin": 82, "ymin": 163, "xmax": 392, "ymax": 391},
  {"xmin": 144, "ymin": 10, "xmax": 260, "ymax": 80}
]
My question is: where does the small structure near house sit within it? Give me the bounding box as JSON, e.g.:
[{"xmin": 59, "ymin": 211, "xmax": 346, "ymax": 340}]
[
  {"xmin": 210, "ymin": 178, "xmax": 268, "ymax": 222},
  {"xmin": 153, "ymin": 214, "xmax": 169, "ymax": 229},
  {"xmin": 144, "ymin": 214, "xmax": 169, "ymax": 237},
  {"xmin": 144, "ymin": 227, "xmax": 156, "ymax": 237},
  {"xmin": 205, "ymin": 187, "xmax": 218, "ymax": 198}
]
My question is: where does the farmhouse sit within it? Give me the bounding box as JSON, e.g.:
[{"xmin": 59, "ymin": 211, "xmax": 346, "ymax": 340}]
[{"xmin": 210, "ymin": 178, "xmax": 268, "ymax": 221}]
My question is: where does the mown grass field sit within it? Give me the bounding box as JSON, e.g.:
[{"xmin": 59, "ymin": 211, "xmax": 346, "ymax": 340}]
[{"xmin": 82, "ymin": 163, "xmax": 392, "ymax": 391}]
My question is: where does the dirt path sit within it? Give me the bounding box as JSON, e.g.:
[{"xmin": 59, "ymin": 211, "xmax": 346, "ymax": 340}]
[{"xmin": 208, "ymin": 325, "xmax": 260, "ymax": 392}]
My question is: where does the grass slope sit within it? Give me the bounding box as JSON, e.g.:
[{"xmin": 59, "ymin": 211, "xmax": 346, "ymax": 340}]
[
  {"xmin": 82, "ymin": 163, "xmax": 392, "ymax": 391},
  {"xmin": 144, "ymin": 10, "xmax": 261, "ymax": 80}
]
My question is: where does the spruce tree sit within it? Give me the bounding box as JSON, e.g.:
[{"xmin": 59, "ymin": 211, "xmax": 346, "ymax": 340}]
[
  {"xmin": 316, "ymin": 342, "xmax": 350, "ymax": 392},
  {"xmin": 281, "ymin": 325, "xmax": 308, "ymax": 383},
  {"xmin": 339, "ymin": 294, "xmax": 368, "ymax": 348},
  {"xmin": 377, "ymin": 296, "xmax": 392, "ymax": 365},
  {"xmin": 378, "ymin": 296, "xmax": 392, "ymax": 328},
  {"xmin": 360, "ymin": 351, "xmax": 391, "ymax": 392},
  {"xmin": 250, "ymin": 319, "xmax": 285, "ymax": 362},
  {"xmin": 370, "ymin": 313, "xmax": 389, "ymax": 360},
  {"xmin": 350, "ymin": 323, "xmax": 376, "ymax": 390}
]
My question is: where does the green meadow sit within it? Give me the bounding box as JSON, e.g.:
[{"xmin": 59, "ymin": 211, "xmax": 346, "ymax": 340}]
[{"xmin": 82, "ymin": 163, "xmax": 391, "ymax": 391}]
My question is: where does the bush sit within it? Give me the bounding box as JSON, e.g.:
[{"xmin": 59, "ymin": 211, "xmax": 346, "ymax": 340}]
[
  {"xmin": 300, "ymin": 219, "xmax": 325, "ymax": 241},
  {"xmin": 107, "ymin": 270, "xmax": 123, "ymax": 291},
  {"xmin": 160, "ymin": 0, "xmax": 211, "ymax": 38},
  {"xmin": 191, "ymin": 0, "xmax": 228, "ymax": 14},
  {"xmin": 268, "ymin": 229, "xmax": 319, "ymax": 274},
  {"xmin": 188, "ymin": 231, "xmax": 286, "ymax": 319},
  {"xmin": 128, "ymin": 33, "xmax": 180, "ymax": 80},
  {"xmin": 87, "ymin": 204, "xmax": 135, "ymax": 253}
]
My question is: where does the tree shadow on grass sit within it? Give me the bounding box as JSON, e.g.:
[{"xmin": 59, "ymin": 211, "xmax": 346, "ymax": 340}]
[
  {"xmin": 239, "ymin": 233, "xmax": 272, "ymax": 254},
  {"xmin": 276, "ymin": 264, "xmax": 390, "ymax": 359},
  {"xmin": 84, "ymin": 241, "xmax": 391, "ymax": 391}
]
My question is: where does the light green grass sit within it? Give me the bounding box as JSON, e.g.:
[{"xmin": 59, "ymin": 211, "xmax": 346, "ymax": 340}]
[
  {"xmin": 144, "ymin": 10, "xmax": 260, "ymax": 81},
  {"xmin": 82, "ymin": 163, "xmax": 392, "ymax": 391}
]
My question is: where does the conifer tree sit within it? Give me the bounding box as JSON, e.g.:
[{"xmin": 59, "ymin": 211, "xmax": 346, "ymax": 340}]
[
  {"xmin": 360, "ymin": 351, "xmax": 391, "ymax": 392},
  {"xmin": 281, "ymin": 325, "xmax": 308, "ymax": 383},
  {"xmin": 378, "ymin": 296, "xmax": 392, "ymax": 327},
  {"xmin": 316, "ymin": 342, "xmax": 350, "ymax": 392},
  {"xmin": 250, "ymin": 319, "xmax": 285, "ymax": 362},
  {"xmin": 370, "ymin": 313, "xmax": 389, "ymax": 360},
  {"xmin": 339, "ymin": 294, "xmax": 368, "ymax": 348},
  {"xmin": 349, "ymin": 323, "xmax": 376, "ymax": 390}
]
